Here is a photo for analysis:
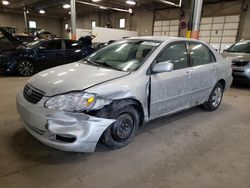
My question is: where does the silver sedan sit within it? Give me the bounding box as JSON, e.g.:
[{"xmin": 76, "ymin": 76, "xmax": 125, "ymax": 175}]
[
  {"xmin": 222, "ymin": 40, "xmax": 250, "ymax": 82},
  {"xmin": 16, "ymin": 37, "xmax": 233, "ymax": 152}
]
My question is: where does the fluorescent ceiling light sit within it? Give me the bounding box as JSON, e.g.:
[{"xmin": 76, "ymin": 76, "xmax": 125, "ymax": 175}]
[
  {"xmin": 63, "ymin": 4, "xmax": 71, "ymax": 9},
  {"xmin": 99, "ymin": 6, "xmax": 107, "ymax": 10},
  {"xmin": 39, "ymin": 9, "xmax": 45, "ymax": 14},
  {"xmin": 2, "ymin": 1, "xmax": 9, "ymax": 5},
  {"xmin": 92, "ymin": 0, "xmax": 101, "ymax": 2},
  {"xmin": 77, "ymin": 0, "xmax": 132, "ymax": 13},
  {"xmin": 126, "ymin": 0, "xmax": 136, "ymax": 5},
  {"xmin": 159, "ymin": 0, "xmax": 182, "ymax": 7}
]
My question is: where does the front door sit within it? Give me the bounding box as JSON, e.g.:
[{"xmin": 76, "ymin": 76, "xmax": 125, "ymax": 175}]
[
  {"xmin": 36, "ymin": 40, "xmax": 65, "ymax": 70},
  {"xmin": 150, "ymin": 42, "xmax": 192, "ymax": 119},
  {"xmin": 63, "ymin": 39, "xmax": 85, "ymax": 64}
]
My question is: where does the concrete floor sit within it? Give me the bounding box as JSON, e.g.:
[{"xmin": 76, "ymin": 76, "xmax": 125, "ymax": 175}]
[{"xmin": 0, "ymin": 76, "xmax": 249, "ymax": 188}]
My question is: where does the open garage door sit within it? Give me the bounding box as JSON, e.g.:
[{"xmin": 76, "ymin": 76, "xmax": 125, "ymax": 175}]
[{"xmin": 199, "ymin": 15, "xmax": 240, "ymax": 53}]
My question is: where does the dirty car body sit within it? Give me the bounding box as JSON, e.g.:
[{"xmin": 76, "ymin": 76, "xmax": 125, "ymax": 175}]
[{"xmin": 16, "ymin": 37, "xmax": 233, "ymax": 152}]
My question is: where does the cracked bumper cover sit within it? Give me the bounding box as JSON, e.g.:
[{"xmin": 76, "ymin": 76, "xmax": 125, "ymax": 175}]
[{"xmin": 16, "ymin": 91, "xmax": 115, "ymax": 152}]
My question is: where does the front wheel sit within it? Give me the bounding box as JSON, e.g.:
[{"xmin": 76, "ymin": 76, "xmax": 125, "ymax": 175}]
[
  {"xmin": 202, "ymin": 83, "xmax": 224, "ymax": 111},
  {"xmin": 17, "ymin": 60, "xmax": 35, "ymax": 76},
  {"xmin": 102, "ymin": 105, "xmax": 140, "ymax": 149}
]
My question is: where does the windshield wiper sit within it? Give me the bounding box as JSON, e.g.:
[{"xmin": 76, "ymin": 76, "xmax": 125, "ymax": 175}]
[
  {"xmin": 84, "ymin": 59, "xmax": 101, "ymax": 66},
  {"xmin": 94, "ymin": 61, "xmax": 123, "ymax": 71}
]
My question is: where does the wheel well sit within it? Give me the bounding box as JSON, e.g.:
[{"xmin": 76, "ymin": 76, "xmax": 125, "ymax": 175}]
[
  {"xmin": 16, "ymin": 58, "xmax": 33, "ymax": 66},
  {"xmin": 109, "ymin": 98, "xmax": 145, "ymax": 126},
  {"xmin": 125, "ymin": 99, "xmax": 145, "ymax": 126},
  {"xmin": 88, "ymin": 98, "xmax": 145, "ymax": 126},
  {"xmin": 218, "ymin": 79, "xmax": 226, "ymax": 90}
]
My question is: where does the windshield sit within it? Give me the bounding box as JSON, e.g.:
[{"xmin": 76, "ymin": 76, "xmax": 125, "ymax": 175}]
[
  {"xmin": 85, "ymin": 39, "xmax": 161, "ymax": 72},
  {"xmin": 226, "ymin": 41, "xmax": 250, "ymax": 53}
]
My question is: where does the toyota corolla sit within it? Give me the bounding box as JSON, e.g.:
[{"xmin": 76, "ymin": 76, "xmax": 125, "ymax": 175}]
[{"xmin": 16, "ymin": 37, "xmax": 232, "ymax": 152}]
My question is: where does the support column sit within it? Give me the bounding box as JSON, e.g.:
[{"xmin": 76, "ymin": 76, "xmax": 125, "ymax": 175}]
[
  {"xmin": 70, "ymin": 0, "xmax": 76, "ymax": 40},
  {"xmin": 23, "ymin": 7, "xmax": 29, "ymax": 34},
  {"xmin": 191, "ymin": 0, "xmax": 203, "ymax": 39}
]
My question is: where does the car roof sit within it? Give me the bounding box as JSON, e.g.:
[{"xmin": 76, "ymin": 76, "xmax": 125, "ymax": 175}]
[
  {"xmin": 127, "ymin": 36, "xmax": 200, "ymax": 42},
  {"xmin": 237, "ymin": 39, "xmax": 250, "ymax": 43}
]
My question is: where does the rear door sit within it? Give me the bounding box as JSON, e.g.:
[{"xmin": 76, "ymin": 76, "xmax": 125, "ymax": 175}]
[
  {"xmin": 36, "ymin": 40, "xmax": 65, "ymax": 70},
  {"xmin": 150, "ymin": 42, "xmax": 192, "ymax": 119},
  {"xmin": 187, "ymin": 42, "xmax": 218, "ymax": 107}
]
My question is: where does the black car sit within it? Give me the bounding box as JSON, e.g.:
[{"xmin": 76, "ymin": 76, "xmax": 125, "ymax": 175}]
[{"xmin": 0, "ymin": 28, "xmax": 94, "ymax": 76}]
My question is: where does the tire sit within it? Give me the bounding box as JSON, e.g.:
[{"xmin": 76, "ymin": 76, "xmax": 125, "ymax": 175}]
[
  {"xmin": 102, "ymin": 105, "xmax": 140, "ymax": 149},
  {"xmin": 16, "ymin": 60, "xmax": 35, "ymax": 76},
  {"xmin": 202, "ymin": 82, "xmax": 224, "ymax": 111}
]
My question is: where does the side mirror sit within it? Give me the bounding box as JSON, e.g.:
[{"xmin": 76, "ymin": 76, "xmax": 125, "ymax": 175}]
[{"xmin": 152, "ymin": 61, "xmax": 174, "ymax": 73}]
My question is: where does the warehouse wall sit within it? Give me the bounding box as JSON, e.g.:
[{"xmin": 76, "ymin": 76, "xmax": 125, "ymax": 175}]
[
  {"xmin": 0, "ymin": 12, "xmax": 63, "ymax": 37},
  {"xmin": 0, "ymin": 0, "xmax": 249, "ymax": 40},
  {"xmin": 238, "ymin": 0, "xmax": 250, "ymax": 39},
  {"xmin": 145, "ymin": 0, "xmax": 249, "ymax": 40},
  {"xmin": 70, "ymin": 1, "xmax": 246, "ymax": 38}
]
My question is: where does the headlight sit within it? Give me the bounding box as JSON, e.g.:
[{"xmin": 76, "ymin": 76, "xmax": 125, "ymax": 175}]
[{"xmin": 44, "ymin": 92, "xmax": 96, "ymax": 112}]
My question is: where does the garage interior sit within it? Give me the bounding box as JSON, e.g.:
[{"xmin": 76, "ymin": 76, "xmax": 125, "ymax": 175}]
[{"xmin": 0, "ymin": 0, "xmax": 250, "ymax": 188}]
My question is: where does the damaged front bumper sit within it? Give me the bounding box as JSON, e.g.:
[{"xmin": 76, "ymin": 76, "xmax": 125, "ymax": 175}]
[{"xmin": 16, "ymin": 91, "xmax": 115, "ymax": 152}]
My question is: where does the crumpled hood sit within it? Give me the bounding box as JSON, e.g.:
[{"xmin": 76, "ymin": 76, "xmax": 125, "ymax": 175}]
[
  {"xmin": 28, "ymin": 62, "xmax": 130, "ymax": 96},
  {"xmin": 0, "ymin": 27, "xmax": 24, "ymax": 47}
]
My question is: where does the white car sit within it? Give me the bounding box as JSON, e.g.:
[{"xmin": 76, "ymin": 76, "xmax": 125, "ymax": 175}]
[{"xmin": 16, "ymin": 37, "xmax": 233, "ymax": 152}]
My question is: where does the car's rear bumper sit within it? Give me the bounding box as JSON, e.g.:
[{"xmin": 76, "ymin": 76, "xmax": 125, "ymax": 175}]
[{"xmin": 16, "ymin": 91, "xmax": 115, "ymax": 152}]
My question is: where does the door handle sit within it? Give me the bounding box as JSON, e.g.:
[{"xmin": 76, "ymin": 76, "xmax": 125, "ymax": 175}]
[
  {"xmin": 185, "ymin": 71, "xmax": 191, "ymax": 78},
  {"xmin": 212, "ymin": 66, "xmax": 217, "ymax": 72}
]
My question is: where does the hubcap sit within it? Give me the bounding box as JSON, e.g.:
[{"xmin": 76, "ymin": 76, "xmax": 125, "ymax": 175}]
[
  {"xmin": 111, "ymin": 113, "xmax": 134, "ymax": 142},
  {"xmin": 212, "ymin": 87, "xmax": 222, "ymax": 107},
  {"xmin": 18, "ymin": 61, "xmax": 34, "ymax": 76}
]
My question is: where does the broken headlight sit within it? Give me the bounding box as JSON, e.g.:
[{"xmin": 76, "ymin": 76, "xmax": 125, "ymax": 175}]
[{"xmin": 44, "ymin": 92, "xmax": 96, "ymax": 112}]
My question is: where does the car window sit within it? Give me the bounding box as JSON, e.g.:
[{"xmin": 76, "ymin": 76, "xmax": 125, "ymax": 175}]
[
  {"xmin": 190, "ymin": 43, "xmax": 216, "ymax": 66},
  {"xmin": 157, "ymin": 43, "xmax": 188, "ymax": 70},
  {"xmin": 65, "ymin": 40, "xmax": 81, "ymax": 50},
  {"xmin": 86, "ymin": 40, "xmax": 161, "ymax": 72},
  {"xmin": 226, "ymin": 41, "xmax": 250, "ymax": 53},
  {"xmin": 40, "ymin": 40, "xmax": 62, "ymax": 50}
]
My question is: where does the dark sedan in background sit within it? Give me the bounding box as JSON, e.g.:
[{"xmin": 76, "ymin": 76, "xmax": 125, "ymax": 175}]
[{"xmin": 0, "ymin": 28, "xmax": 93, "ymax": 76}]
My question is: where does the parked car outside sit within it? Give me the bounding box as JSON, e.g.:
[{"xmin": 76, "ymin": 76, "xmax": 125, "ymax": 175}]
[
  {"xmin": 221, "ymin": 40, "xmax": 250, "ymax": 82},
  {"xmin": 16, "ymin": 37, "xmax": 232, "ymax": 152},
  {"xmin": 0, "ymin": 28, "xmax": 94, "ymax": 76}
]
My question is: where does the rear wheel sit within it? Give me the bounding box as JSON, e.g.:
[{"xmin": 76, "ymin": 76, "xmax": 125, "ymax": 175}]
[
  {"xmin": 17, "ymin": 60, "xmax": 35, "ymax": 76},
  {"xmin": 102, "ymin": 105, "xmax": 140, "ymax": 149},
  {"xmin": 202, "ymin": 82, "xmax": 224, "ymax": 111}
]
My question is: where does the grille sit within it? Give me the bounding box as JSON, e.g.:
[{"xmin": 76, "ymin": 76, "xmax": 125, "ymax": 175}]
[
  {"xmin": 23, "ymin": 84, "xmax": 45, "ymax": 104},
  {"xmin": 232, "ymin": 61, "xmax": 249, "ymax": 67}
]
